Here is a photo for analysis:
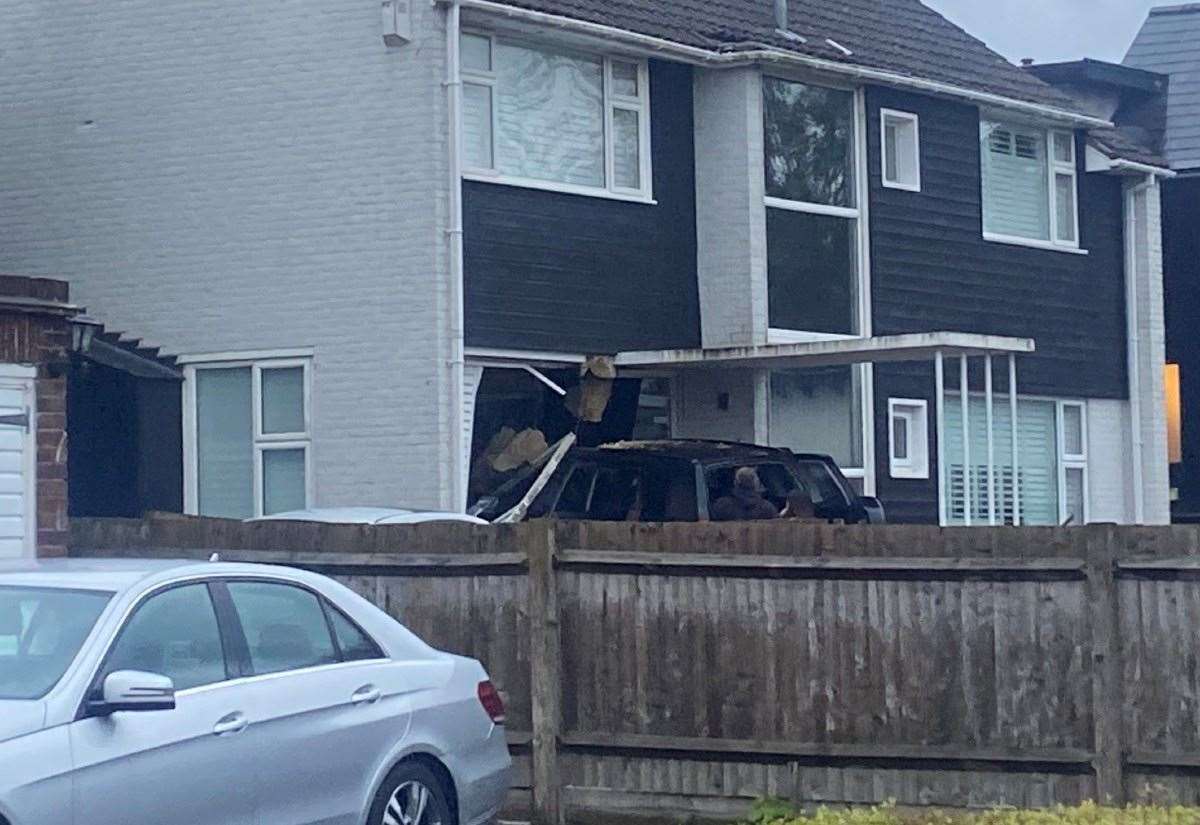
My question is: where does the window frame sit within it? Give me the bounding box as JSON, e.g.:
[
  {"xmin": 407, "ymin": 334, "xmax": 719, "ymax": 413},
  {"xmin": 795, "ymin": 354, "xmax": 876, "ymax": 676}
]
[
  {"xmin": 460, "ymin": 30, "xmax": 654, "ymax": 203},
  {"xmin": 880, "ymin": 109, "xmax": 921, "ymax": 192},
  {"xmin": 182, "ymin": 353, "xmax": 314, "ymax": 519},
  {"xmin": 981, "ymin": 120, "xmax": 1084, "ymax": 254},
  {"xmin": 888, "ymin": 398, "xmax": 929, "ymax": 480},
  {"xmin": 1056, "ymin": 400, "xmax": 1088, "ymax": 525},
  {"xmin": 761, "ymin": 75, "xmax": 870, "ymax": 343}
]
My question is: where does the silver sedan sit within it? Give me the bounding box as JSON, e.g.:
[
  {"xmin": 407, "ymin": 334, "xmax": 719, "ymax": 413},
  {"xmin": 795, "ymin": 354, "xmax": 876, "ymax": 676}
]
[{"xmin": 0, "ymin": 558, "xmax": 512, "ymax": 825}]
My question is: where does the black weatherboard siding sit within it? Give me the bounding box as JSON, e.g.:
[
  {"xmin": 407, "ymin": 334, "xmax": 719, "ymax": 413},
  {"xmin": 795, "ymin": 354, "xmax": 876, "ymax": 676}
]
[
  {"xmin": 866, "ymin": 86, "xmax": 1128, "ymax": 400},
  {"xmin": 464, "ymin": 60, "xmax": 700, "ymax": 353}
]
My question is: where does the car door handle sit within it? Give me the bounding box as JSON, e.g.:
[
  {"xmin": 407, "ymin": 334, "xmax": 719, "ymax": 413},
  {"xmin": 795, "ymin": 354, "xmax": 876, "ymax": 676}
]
[
  {"xmin": 213, "ymin": 712, "xmax": 249, "ymax": 737},
  {"xmin": 352, "ymin": 685, "xmax": 382, "ymax": 706}
]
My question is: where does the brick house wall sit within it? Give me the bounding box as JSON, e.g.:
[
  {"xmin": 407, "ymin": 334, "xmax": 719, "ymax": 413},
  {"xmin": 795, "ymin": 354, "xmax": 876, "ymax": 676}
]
[{"xmin": 0, "ymin": 276, "xmax": 77, "ymax": 556}]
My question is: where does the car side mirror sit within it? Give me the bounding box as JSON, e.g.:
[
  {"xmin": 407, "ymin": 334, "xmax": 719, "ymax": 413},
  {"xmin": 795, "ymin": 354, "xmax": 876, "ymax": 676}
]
[
  {"xmin": 859, "ymin": 496, "xmax": 886, "ymax": 524},
  {"xmin": 90, "ymin": 670, "xmax": 177, "ymax": 716}
]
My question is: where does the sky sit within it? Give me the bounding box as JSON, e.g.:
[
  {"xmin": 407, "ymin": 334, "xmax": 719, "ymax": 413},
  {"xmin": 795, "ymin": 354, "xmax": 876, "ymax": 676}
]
[{"xmin": 920, "ymin": 0, "xmax": 1160, "ymax": 65}]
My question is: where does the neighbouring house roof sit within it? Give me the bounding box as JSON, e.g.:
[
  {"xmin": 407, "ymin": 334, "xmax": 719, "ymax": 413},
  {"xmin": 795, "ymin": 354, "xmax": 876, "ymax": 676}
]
[
  {"xmin": 462, "ymin": 0, "xmax": 1099, "ymax": 123},
  {"xmin": 1125, "ymin": 4, "xmax": 1200, "ymax": 170},
  {"xmin": 1089, "ymin": 126, "xmax": 1171, "ymax": 170}
]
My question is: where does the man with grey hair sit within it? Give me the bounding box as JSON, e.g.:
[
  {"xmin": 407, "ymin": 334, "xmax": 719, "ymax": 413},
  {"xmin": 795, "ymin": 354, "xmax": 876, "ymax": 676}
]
[{"xmin": 711, "ymin": 466, "xmax": 780, "ymax": 521}]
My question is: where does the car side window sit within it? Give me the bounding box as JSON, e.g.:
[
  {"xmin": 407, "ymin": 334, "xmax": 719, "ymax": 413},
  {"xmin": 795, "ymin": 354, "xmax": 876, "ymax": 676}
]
[
  {"xmin": 326, "ymin": 603, "xmax": 384, "ymax": 662},
  {"xmin": 104, "ymin": 584, "xmax": 227, "ymax": 692},
  {"xmin": 227, "ymin": 582, "xmax": 338, "ymax": 676}
]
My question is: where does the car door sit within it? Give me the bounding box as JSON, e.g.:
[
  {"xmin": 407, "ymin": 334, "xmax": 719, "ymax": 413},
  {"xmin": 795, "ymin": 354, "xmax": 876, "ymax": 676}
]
[
  {"xmin": 220, "ymin": 579, "xmax": 417, "ymax": 825},
  {"xmin": 69, "ymin": 581, "xmax": 258, "ymax": 825}
]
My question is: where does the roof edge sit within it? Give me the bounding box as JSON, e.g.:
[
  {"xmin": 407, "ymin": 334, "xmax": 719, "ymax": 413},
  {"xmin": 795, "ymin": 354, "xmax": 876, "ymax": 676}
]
[
  {"xmin": 1148, "ymin": 3, "xmax": 1200, "ymax": 15},
  {"xmin": 447, "ymin": 0, "xmax": 1112, "ymax": 128}
]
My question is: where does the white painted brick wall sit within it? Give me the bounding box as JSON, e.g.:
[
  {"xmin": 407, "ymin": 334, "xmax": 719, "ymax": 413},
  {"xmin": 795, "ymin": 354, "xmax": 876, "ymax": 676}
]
[
  {"xmin": 0, "ymin": 0, "xmax": 456, "ymax": 510},
  {"xmin": 673, "ymin": 368, "xmax": 766, "ymax": 443},
  {"xmin": 693, "ymin": 67, "xmax": 768, "ymax": 349},
  {"xmin": 1086, "ymin": 398, "xmax": 1133, "ymax": 524},
  {"xmin": 1137, "ymin": 182, "xmax": 1172, "ymax": 524}
]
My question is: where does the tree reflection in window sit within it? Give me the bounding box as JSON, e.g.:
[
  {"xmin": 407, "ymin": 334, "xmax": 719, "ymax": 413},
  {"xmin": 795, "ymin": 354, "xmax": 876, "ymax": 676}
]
[{"xmin": 763, "ymin": 78, "xmax": 856, "ymax": 208}]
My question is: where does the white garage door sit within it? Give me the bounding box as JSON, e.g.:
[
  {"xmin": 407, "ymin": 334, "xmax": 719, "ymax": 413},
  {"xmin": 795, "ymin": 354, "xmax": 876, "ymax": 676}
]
[{"xmin": 0, "ymin": 366, "xmax": 36, "ymax": 559}]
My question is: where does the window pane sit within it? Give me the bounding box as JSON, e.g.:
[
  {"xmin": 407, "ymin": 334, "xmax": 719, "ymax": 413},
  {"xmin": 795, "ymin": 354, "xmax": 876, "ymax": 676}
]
[
  {"xmin": 261, "ymin": 367, "xmax": 305, "ymax": 435},
  {"xmin": 1062, "ymin": 405, "xmax": 1084, "ymax": 456},
  {"xmin": 461, "ymin": 33, "xmax": 492, "ymax": 72},
  {"xmin": 263, "ymin": 449, "xmax": 306, "ymax": 515},
  {"xmin": 463, "ymin": 83, "xmax": 494, "ymax": 169},
  {"xmin": 769, "ymin": 366, "xmax": 864, "ymax": 469},
  {"xmin": 0, "ymin": 587, "xmax": 111, "ymax": 699},
  {"xmin": 884, "ymin": 122, "xmax": 898, "ymax": 182},
  {"xmin": 763, "ymin": 78, "xmax": 856, "ymax": 207},
  {"xmin": 328, "ymin": 606, "xmax": 384, "ymax": 662},
  {"xmin": 1053, "ymin": 132, "xmax": 1074, "ymax": 164},
  {"xmin": 892, "ymin": 414, "xmax": 909, "ymax": 460},
  {"xmin": 981, "ymin": 123, "xmax": 1050, "ymax": 241},
  {"xmin": 611, "ymin": 61, "xmax": 639, "ymax": 98},
  {"xmin": 943, "ymin": 396, "xmax": 1059, "ymax": 525},
  {"xmin": 1065, "ymin": 467, "xmax": 1086, "ymax": 525},
  {"xmin": 612, "ymin": 108, "xmax": 641, "ymax": 190},
  {"xmin": 106, "ymin": 585, "xmax": 226, "ymax": 691},
  {"xmin": 227, "ymin": 582, "xmax": 338, "ymax": 676},
  {"xmin": 767, "ymin": 208, "xmax": 857, "ymax": 334},
  {"xmin": 1055, "ymin": 173, "xmax": 1077, "ymax": 243},
  {"xmin": 495, "ymin": 42, "xmax": 604, "ymax": 187},
  {"xmin": 196, "ymin": 368, "xmax": 253, "ymax": 519}
]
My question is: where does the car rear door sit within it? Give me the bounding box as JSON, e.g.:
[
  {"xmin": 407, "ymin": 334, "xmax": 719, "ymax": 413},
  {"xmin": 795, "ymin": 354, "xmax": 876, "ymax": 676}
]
[
  {"xmin": 218, "ymin": 578, "xmax": 426, "ymax": 825},
  {"xmin": 69, "ymin": 581, "xmax": 258, "ymax": 825}
]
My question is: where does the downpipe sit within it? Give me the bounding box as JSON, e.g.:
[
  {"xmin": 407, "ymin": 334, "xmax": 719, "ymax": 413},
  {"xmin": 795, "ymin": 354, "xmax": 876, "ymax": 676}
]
[{"xmin": 445, "ymin": 0, "xmax": 467, "ymax": 510}]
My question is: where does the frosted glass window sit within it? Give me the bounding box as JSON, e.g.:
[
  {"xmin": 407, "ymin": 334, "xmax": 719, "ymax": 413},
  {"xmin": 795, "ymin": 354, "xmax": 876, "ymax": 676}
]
[
  {"xmin": 611, "ymin": 61, "xmax": 639, "ymax": 98},
  {"xmin": 463, "ymin": 84, "xmax": 494, "ymax": 169},
  {"xmin": 495, "ymin": 42, "xmax": 604, "ymax": 187},
  {"xmin": 1055, "ymin": 173, "xmax": 1077, "ymax": 243},
  {"xmin": 461, "ymin": 33, "xmax": 492, "ymax": 72},
  {"xmin": 262, "ymin": 367, "xmax": 305, "ymax": 435},
  {"xmin": 263, "ymin": 449, "xmax": 307, "ymax": 516},
  {"xmin": 881, "ymin": 110, "xmax": 920, "ymax": 191},
  {"xmin": 1061, "ymin": 404, "xmax": 1085, "ymax": 457},
  {"xmin": 1064, "ymin": 466, "xmax": 1086, "ymax": 526},
  {"xmin": 1053, "ymin": 132, "xmax": 1074, "ymax": 164},
  {"xmin": 613, "ymin": 108, "xmax": 641, "ymax": 190},
  {"xmin": 196, "ymin": 368, "xmax": 253, "ymax": 519}
]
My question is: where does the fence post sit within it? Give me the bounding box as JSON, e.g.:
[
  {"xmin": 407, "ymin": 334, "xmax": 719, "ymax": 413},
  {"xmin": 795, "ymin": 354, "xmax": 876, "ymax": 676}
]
[
  {"xmin": 527, "ymin": 523, "xmax": 563, "ymax": 825},
  {"xmin": 1087, "ymin": 526, "xmax": 1126, "ymax": 804}
]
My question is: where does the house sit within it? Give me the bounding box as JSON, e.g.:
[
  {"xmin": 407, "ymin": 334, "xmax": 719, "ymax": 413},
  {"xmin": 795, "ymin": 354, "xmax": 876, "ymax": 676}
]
[
  {"xmin": 1122, "ymin": 4, "xmax": 1200, "ymax": 522},
  {"xmin": 0, "ymin": 0, "xmax": 1173, "ymax": 525}
]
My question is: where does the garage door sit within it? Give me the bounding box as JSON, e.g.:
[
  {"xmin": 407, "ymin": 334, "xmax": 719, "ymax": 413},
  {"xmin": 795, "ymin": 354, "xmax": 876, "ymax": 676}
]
[{"xmin": 0, "ymin": 367, "xmax": 36, "ymax": 559}]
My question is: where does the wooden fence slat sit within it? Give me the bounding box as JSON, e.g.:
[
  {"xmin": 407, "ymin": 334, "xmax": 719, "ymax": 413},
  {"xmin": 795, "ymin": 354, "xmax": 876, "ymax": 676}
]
[
  {"xmin": 1088, "ymin": 527, "xmax": 1126, "ymax": 804},
  {"xmin": 527, "ymin": 525, "xmax": 563, "ymax": 825}
]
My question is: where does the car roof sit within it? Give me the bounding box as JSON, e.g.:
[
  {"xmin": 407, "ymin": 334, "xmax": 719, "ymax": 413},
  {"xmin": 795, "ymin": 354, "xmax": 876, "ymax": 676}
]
[
  {"xmin": 591, "ymin": 440, "xmax": 816, "ymax": 465},
  {"xmin": 249, "ymin": 507, "xmax": 485, "ymax": 525},
  {"xmin": 0, "ymin": 558, "xmax": 322, "ymax": 595}
]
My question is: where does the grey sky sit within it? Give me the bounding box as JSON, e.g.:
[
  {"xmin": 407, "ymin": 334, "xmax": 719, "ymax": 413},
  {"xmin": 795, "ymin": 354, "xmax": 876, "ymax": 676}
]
[{"xmin": 921, "ymin": 0, "xmax": 1160, "ymax": 65}]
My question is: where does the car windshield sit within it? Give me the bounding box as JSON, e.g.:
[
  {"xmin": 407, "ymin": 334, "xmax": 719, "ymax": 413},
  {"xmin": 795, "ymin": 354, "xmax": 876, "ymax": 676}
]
[{"xmin": 0, "ymin": 586, "xmax": 113, "ymax": 700}]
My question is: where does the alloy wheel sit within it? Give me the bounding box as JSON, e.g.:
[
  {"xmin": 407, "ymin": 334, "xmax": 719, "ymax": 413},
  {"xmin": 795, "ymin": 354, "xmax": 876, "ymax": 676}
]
[{"xmin": 383, "ymin": 780, "xmax": 443, "ymax": 825}]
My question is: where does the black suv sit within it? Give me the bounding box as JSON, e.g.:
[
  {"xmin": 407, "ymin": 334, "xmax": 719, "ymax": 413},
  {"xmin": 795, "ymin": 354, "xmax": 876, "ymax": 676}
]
[{"xmin": 472, "ymin": 440, "xmax": 885, "ymax": 524}]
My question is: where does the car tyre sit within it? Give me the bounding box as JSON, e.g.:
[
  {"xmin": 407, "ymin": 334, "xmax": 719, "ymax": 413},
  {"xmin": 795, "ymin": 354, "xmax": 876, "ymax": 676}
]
[{"xmin": 369, "ymin": 762, "xmax": 454, "ymax": 825}]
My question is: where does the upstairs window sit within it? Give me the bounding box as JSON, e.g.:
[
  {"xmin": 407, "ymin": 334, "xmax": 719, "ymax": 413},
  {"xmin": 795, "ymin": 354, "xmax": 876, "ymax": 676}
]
[
  {"xmin": 981, "ymin": 121, "xmax": 1079, "ymax": 249},
  {"xmin": 881, "ymin": 109, "xmax": 921, "ymax": 192},
  {"xmin": 460, "ymin": 33, "xmax": 651, "ymax": 200}
]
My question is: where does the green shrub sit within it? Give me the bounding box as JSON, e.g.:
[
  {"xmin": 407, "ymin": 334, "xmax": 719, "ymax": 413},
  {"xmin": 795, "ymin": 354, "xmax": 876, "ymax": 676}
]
[{"xmin": 743, "ymin": 800, "xmax": 1200, "ymax": 825}]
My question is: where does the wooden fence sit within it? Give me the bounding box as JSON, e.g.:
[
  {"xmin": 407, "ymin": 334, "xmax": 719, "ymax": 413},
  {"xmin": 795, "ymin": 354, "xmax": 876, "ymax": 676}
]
[{"xmin": 70, "ymin": 516, "xmax": 1200, "ymax": 823}]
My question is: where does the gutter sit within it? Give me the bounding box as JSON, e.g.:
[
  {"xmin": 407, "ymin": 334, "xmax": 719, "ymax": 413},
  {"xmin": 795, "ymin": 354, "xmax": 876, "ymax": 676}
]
[
  {"xmin": 438, "ymin": 0, "xmax": 1112, "ymax": 128},
  {"xmin": 446, "ymin": 0, "xmax": 468, "ymax": 510},
  {"xmin": 1125, "ymin": 172, "xmax": 1157, "ymax": 524}
]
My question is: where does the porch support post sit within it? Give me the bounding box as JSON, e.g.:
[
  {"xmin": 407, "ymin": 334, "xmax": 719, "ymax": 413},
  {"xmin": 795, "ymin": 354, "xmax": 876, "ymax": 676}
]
[
  {"xmin": 935, "ymin": 351, "xmax": 946, "ymax": 526},
  {"xmin": 985, "ymin": 356, "xmax": 996, "ymax": 526},
  {"xmin": 1009, "ymin": 353, "xmax": 1021, "ymax": 526},
  {"xmin": 960, "ymin": 355, "xmax": 972, "ymax": 526}
]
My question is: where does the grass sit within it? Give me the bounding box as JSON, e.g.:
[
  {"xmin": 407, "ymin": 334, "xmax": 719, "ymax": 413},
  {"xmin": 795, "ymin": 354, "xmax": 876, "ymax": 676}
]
[{"xmin": 743, "ymin": 801, "xmax": 1200, "ymax": 825}]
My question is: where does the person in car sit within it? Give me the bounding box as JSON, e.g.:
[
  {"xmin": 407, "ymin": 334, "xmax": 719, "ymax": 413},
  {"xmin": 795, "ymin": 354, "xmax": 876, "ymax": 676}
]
[{"xmin": 711, "ymin": 467, "xmax": 779, "ymax": 521}]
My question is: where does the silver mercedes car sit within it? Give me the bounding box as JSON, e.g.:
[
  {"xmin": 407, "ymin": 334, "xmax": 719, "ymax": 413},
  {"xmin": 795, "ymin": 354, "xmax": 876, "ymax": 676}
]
[{"xmin": 0, "ymin": 558, "xmax": 512, "ymax": 825}]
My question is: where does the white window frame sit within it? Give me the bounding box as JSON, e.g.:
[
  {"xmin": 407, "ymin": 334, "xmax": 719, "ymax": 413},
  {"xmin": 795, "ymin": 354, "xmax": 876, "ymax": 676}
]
[
  {"xmin": 1056, "ymin": 400, "xmax": 1088, "ymax": 525},
  {"xmin": 460, "ymin": 31, "xmax": 654, "ymax": 204},
  {"xmin": 888, "ymin": 398, "xmax": 929, "ymax": 480},
  {"xmin": 880, "ymin": 109, "xmax": 921, "ymax": 192},
  {"xmin": 981, "ymin": 120, "xmax": 1084, "ymax": 254},
  {"xmin": 763, "ymin": 78, "xmax": 871, "ymax": 345},
  {"xmin": 183, "ymin": 354, "xmax": 314, "ymax": 518}
]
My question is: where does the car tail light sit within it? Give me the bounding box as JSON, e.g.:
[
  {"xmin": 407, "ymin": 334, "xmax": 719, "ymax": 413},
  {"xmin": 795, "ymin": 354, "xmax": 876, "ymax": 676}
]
[{"xmin": 477, "ymin": 680, "xmax": 506, "ymax": 725}]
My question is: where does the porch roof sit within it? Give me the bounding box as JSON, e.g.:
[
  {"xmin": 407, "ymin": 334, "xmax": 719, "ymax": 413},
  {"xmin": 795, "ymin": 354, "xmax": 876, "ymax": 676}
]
[{"xmin": 614, "ymin": 332, "xmax": 1035, "ymax": 371}]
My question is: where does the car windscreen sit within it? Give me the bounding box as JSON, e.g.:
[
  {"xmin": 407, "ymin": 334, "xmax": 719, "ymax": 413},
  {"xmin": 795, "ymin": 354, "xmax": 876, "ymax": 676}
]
[{"xmin": 0, "ymin": 586, "xmax": 113, "ymax": 700}]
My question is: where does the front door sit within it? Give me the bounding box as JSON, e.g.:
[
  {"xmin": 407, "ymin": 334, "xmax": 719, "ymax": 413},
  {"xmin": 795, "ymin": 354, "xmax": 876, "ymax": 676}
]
[{"xmin": 69, "ymin": 582, "xmax": 257, "ymax": 824}]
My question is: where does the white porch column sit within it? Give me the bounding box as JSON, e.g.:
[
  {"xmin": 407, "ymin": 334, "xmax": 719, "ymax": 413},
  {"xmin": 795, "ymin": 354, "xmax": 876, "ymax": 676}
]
[
  {"xmin": 935, "ymin": 351, "xmax": 947, "ymax": 526},
  {"xmin": 960, "ymin": 356, "xmax": 972, "ymax": 526}
]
